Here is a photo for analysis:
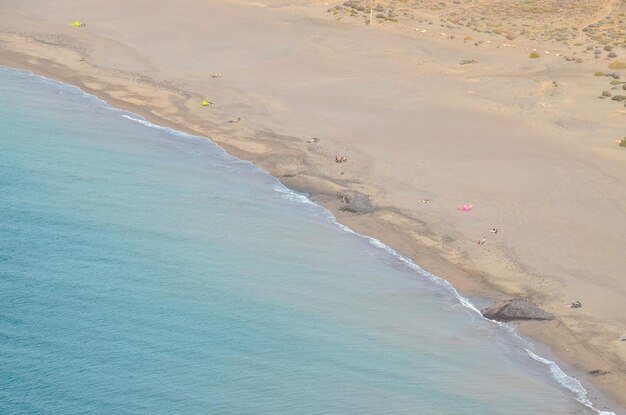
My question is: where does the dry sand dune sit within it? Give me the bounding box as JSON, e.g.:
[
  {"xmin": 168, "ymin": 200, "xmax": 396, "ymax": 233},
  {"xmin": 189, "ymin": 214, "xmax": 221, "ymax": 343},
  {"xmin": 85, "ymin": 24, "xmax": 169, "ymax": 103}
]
[{"xmin": 1, "ymin": 0, "xmax": 625, "ymax": 410}]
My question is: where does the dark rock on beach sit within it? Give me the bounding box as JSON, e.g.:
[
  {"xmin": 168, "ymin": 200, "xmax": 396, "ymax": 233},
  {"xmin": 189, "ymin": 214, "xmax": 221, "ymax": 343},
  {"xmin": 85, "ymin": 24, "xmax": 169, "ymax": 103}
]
[
  {"xmin": 340, "ymin": 190, "xmax": 376, "ymax": 214},
  {"xmin": 482, "ymin": 299, "xmax": 556, "ymax": 322},
  {"xmin": 459, "ymin": 59, "xmax": 477, "ymax": 65}
]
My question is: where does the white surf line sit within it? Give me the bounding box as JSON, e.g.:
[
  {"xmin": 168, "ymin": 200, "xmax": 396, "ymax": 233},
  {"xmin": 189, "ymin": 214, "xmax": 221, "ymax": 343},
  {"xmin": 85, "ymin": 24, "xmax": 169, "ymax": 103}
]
[
  {"xmin": 120, "ymin": 114, "xmax": 228, "ymax": 152},
  {"xmin": 526, "ymin": 350, "xmax": 615, "ymax": 415}
]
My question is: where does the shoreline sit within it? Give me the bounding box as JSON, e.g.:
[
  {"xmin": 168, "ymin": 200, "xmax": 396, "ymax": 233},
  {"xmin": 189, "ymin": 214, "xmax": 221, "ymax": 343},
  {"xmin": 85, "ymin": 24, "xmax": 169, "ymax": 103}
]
[
  {"xmin": 1, "ymin": 57, "xmax": 622, "ymax": 413},
  {"xmin": 0, "ymin": 1, "xmax": 624, "ymax": 410},
  {"xmin": 2, "ymin": 62, "xmax": 618, "ymax": 414}
]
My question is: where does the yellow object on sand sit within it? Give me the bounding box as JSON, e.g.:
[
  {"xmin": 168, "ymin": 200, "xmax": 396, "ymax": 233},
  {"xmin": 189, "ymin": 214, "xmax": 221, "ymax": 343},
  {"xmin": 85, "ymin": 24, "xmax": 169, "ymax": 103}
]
[
  {"xmin": 201, "ymin": 100, "xmax": 212, "ymax": 107},
  {"xmin": 72, "ymin": 21, "xmax": 84, "ymax": 27}
]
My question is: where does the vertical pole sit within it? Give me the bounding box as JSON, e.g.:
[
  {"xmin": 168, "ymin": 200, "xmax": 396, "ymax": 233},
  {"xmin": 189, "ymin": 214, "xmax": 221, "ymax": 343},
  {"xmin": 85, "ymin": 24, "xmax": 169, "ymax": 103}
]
[{"xmin": 369, "ymin": 0, "xmax": 373, "ymax": 25}]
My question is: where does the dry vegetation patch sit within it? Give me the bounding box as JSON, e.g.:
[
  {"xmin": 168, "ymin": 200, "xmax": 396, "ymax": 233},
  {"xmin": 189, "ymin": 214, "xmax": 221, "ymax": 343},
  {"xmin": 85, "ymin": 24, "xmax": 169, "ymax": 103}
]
[
  {"xmin": 608, "ymin": 60, "xmax": 626, "ymax": 70},
  {"xmin": 439, "ymin": 0, "xmax": 603, "ymax": 44},
  {"xmin": 326, "ymin": 0, "xmax": 626, "ymax": 50},
  {"xmin": 582, "ymin": 1, "xmax": 626, "ymax": 49}
]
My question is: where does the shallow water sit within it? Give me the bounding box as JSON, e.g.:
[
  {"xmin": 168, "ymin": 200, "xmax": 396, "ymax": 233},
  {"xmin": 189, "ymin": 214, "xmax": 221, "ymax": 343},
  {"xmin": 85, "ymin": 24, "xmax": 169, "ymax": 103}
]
[{"xmin": 0, "ymin": 66, "xmax": 607, "ymax": 414}]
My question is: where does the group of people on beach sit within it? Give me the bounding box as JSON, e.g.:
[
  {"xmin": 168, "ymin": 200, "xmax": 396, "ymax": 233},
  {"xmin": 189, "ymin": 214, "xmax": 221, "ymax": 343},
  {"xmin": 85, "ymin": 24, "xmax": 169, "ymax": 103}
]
[
  {"xmin": 421, "ymin": 200, "xmax": 504, "ymax": 246},
  {"xmin": 478, "ymin": 229, "xmax": 502, "ymax": 246}
]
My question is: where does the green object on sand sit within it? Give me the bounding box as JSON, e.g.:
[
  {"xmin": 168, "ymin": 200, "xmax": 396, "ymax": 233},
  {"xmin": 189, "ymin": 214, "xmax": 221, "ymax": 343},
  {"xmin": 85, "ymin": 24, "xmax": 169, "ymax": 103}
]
[{"xmin": 202, "ymin": 100, "xmax": 212, "ymax": 107}]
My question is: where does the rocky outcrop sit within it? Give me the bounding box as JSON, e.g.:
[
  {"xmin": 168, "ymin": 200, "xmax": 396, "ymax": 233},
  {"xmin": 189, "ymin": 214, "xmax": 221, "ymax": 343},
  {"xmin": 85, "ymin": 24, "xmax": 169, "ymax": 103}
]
[
  {"xmin": 340, "ymin": 191, "xmax": 375, "ymax": 214},
  {"xmin": 482, "ymin": 299, "xmax": 556, "ymax": 322}
]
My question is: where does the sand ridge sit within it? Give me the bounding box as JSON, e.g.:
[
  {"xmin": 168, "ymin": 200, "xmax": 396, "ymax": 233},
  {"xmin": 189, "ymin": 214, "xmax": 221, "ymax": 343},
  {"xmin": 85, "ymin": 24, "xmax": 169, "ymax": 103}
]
[{"xmin": 0, "ymin": 0, "xmax": 625, "ymax": 411}]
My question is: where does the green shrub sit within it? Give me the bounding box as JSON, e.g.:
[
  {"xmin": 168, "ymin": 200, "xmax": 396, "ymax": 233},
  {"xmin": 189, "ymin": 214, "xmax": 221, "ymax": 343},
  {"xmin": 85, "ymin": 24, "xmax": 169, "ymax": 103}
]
[
  {"xmin": 529, "ymin": 51, "xmax": 540, "ymax": 58},
  {"xmin": 594, "ymin": 71, "xmax": 605, "ymax": 76},
  {"xmin": 619, "ymin": 137, "xmax": 626, "ymax": 147}
]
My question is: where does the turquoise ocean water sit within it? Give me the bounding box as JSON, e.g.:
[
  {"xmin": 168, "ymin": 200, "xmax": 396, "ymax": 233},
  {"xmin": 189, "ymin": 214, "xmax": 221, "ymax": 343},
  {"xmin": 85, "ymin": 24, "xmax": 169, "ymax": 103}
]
[{"xmin": 0, "ymin": 66, "xmax": 613, "ymax": 414}]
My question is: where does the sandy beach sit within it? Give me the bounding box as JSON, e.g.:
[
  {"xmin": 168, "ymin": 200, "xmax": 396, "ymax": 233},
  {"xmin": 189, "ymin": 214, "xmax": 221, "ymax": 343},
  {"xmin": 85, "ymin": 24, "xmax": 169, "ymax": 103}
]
[{"xmin": 1, "ymin": 0, "xmax": 625, "ymax": 411}]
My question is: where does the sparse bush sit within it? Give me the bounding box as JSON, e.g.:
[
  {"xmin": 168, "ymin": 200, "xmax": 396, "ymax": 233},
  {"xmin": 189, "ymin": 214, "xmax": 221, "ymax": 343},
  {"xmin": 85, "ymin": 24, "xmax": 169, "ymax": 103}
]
[
  {"xmin": 602, "ymin": 90, "xmax": 612, "ymax": 97},
  {"xmin": 619, "ymin": 137, "xmax": 626, "ymax": 147},
  {"xmin": 529, "ymin": 50, "xmax": 540, "ymax": 58},
  {"xmin": 594, "ymin": 71, "xmax": 605, "ymax": 76},
  {"xmin": 608, "ymin": 60, "xmax": 626, "ymax": 70}
]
